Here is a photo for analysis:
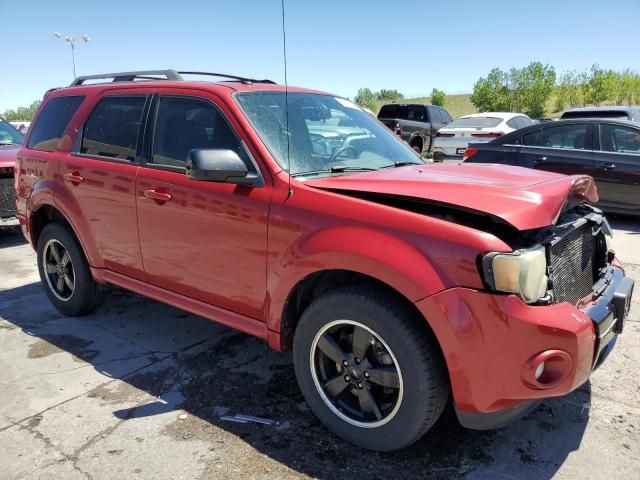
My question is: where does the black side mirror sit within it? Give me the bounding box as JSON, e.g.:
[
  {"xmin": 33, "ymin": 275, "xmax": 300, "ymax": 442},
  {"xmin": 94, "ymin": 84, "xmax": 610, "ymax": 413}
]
[{"xmin": 186, "ymin": 149, "xmax": 257, "ymax": 186}]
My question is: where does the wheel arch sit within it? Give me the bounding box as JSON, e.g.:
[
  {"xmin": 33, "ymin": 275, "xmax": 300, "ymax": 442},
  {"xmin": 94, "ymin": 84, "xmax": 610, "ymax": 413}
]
[
  {"xmin": 275, "ymin": 269, "xmax": 444, "ymax": 363},
  {"xmin": 28, "ymin": 202, "xmax": 100, "ymax": 268}
]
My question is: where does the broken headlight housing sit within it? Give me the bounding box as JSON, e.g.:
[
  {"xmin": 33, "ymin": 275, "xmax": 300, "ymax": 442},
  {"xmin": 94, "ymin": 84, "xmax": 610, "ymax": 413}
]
[{"xmin": 482, "ymin": 245, "xmax": 549, "ymax": 304}]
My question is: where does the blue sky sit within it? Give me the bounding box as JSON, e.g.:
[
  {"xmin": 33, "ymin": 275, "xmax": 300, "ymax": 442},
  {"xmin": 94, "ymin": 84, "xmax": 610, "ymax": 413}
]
[{"xmin": 1, "ymin": 0, "xmax": 639, "ymax": 112}]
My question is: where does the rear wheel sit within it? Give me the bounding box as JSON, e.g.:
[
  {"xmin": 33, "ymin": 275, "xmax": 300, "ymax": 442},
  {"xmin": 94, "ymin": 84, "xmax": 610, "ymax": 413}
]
[
  {"xmin": 293, "ymin": 286, "xmax": 449, "ymax": 451},
  {"xmin": 37, "ymin": 223, "xmax": 105, "ymax": 316},
  {"xmin": 411, "ymin": 142, "xmax": 423, "ymax": 155}
]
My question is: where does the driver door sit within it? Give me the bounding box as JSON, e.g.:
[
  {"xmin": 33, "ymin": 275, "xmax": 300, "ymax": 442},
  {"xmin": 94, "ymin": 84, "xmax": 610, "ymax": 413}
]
[{"xmin": 135, "ymin": 90, "xmax": 272, "ymax": 319}]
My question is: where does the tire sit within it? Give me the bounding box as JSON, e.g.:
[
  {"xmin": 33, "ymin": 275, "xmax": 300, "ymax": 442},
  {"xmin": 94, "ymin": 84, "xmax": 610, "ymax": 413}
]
[
  {"xmin": 37, "ymin": 222, "xmax": 106, "ymax": 316},
  {"xmin": 293, "ymin": 286, "xmax": 449, "ymax": 451},
  {"xmin": 411, "ymin": 142, "xmax": 422, "ymax": 155}
]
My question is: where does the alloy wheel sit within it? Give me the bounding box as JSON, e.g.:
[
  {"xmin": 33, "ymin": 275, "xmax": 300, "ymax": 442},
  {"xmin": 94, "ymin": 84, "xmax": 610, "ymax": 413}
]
[
  {"xmin": 310, "ymin": 320, "xmax": 403, "ymax": 428},
  {"xmin": 42, "ymin": 239, "xmax": 75, "ymax": 302}
]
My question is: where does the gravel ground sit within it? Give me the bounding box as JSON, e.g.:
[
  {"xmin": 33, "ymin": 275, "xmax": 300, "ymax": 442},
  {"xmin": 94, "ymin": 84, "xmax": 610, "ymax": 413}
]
[{"xmin": 0, "ymin": 218, "xmax": 639, "ymax": 480}]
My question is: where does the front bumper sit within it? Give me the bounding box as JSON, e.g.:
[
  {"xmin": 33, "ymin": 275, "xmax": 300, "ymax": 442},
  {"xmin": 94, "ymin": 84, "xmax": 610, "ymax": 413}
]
[{"xmin": 416, "ymin": 265, "xmax": 633, "ymax": 429}]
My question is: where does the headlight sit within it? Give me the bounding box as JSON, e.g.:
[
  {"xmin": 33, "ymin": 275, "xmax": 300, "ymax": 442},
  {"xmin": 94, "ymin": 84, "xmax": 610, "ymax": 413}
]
[{"xmin": 482, "ymin": 245, "xmax": 549, "ymax": 303}]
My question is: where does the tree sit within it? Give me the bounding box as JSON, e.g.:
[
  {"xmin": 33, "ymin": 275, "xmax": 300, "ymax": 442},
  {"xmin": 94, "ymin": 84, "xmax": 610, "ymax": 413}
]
[
  {"xmin": 470, "ymin": 63, "xmax": 555, "ymax": 116},
  {"xmin": 470, "ymin": 67, "xmax": 510, "ymax": 112},
  {"xmin": 518, "ymin": 62, "xmax": 556, "ymax": 118},
  {"xmin": 3, "ymin": 100, "xmax": 41, "ymax": 121},
  {"xmin": 377, "ymin": 89, "xmax": 404, "ymax": 102},
  {"xmin": 586, "ymin": 64, "xmax": 617, "ymax": 106},
  {"xmin": 430, "ymin": 88, "xmax": 446, "ymax": 107},
  {"xmin": 354, "ymin": 88, "xmax": 378, "ymax": 111}
]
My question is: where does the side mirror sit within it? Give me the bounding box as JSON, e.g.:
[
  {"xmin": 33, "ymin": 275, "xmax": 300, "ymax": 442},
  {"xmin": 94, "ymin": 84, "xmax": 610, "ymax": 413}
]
[{"xmin": 186, "ymin": 149, "xmax": 256, "ymax": 186}]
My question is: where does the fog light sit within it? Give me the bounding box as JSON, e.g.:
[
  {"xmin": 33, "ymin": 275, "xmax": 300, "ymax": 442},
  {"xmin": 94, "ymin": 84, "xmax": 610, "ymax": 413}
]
[{"xmin": 522, "ymin": 350, "xmax": 572, "ymax": 389}]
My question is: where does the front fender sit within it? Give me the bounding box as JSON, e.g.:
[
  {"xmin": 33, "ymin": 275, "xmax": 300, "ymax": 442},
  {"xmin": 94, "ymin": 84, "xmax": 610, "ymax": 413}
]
[{"xmin": 266, "ymin": 226, "xmax": 446, "ymax": 332}]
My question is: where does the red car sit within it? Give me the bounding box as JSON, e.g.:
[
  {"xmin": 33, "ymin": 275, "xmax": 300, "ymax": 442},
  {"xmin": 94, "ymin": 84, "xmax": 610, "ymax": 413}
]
[
  {"xmin": 0, "ymin": 118, "xmax": 23, "ymax": 226},
  {"xmin": 15, "ymin": 70, "xmax": 634, "ymax": 451}
]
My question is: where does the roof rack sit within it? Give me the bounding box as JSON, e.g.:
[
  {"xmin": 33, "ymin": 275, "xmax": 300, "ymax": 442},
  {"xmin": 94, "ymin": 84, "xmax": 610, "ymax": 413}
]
[
  {"xmin": 178, "ymin": 71, "xmax": 276, "ymax": 84},
  {"xmin": 70, "ymin": 69, "xmax": 276, "ymax": 86}
]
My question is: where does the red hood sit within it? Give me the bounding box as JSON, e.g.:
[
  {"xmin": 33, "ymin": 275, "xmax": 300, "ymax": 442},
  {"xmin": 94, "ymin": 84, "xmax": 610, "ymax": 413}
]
[
  {"xmin": 0, "ymin": 144, "xmax": 20, "ymax": 168},
  {"xmin": 305, "ymin": 163, "xmax": 598, "ymax": 230}
]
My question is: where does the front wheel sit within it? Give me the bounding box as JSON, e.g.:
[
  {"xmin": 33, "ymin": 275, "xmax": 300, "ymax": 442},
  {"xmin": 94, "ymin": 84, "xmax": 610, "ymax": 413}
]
[
  {"xmin": 293, "ymin": 287, "xmax": 449, "ymax": 451},
  {"xmin": 37, "ymin": 222, "xmax": 106, "ymax": 316}
]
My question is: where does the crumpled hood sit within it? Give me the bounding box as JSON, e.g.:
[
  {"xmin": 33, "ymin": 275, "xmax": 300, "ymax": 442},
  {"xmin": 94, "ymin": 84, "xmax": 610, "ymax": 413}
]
[
  {"xmin": 305, "ymin": 163, "xmax": 598, "ymax": 230},
  {"xmin": 0, "ymin": 144, "xmax": 20, "ymax": 168}
]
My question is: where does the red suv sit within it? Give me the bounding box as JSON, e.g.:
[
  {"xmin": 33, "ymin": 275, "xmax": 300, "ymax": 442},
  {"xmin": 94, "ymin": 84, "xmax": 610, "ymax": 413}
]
[{"xmin": 15, "ymin": 70, "xmax": 634, "ymax": 451}]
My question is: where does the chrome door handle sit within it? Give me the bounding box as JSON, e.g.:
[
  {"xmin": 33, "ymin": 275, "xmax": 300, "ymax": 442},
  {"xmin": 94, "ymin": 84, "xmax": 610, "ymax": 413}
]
[
  {"xmin": 63, "ymin": 172, "xmax": 84, "ymax": 184},
  {"xmin": 144, "ymin": 188, "xmax": 172, "ymax": 203}
]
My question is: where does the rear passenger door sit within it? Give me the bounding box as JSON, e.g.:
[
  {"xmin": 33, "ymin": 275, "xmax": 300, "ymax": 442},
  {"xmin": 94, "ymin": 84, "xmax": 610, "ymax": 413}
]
[
  {"xmin": 135, "ymin": 91, "xmax": 271, "ymax": 320},
  {"xmin": 64, "ymin": 92, "xmax": 149, "ymax": 280},
  {"xmin": 592, "ymin": 123, "xmax": 640, "ymax": 212},
  {"xmin": 517, "ymin": 123, "xmax": 596, "ymax": 177}
]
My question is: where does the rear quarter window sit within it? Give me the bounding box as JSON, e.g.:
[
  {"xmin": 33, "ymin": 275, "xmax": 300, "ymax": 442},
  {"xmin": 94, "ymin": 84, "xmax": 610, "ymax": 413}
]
[{"xmin": 27, "ymin": 96, "xmax": 84, "ymax": 152}]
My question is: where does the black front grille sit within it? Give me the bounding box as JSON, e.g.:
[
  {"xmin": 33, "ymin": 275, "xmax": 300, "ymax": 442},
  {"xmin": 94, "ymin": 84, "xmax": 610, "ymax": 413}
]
[
  {"xmin": 0, "ymin": 177, "xmax": 17, "ymax": 217},
  {"xmin": 549, "ymin": 223, "xmax": 598, "ymax": 305}
]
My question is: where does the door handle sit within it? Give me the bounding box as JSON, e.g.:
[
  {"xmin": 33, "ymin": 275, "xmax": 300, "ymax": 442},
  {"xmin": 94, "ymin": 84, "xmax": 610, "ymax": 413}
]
[
  {"xmin": 63, "ymin": 172, "xmax": 84, "ymax": 185},
  {"xmin": 598, "ymin": 163, "xmax": 616, "ymax": 170},
  {"xmin": 144, "ymin": 188, "xmax": 172, "ymax": 203},
  {"xmin": 534, "ymin": 156, "xmax": 547, "ymax": 165}
]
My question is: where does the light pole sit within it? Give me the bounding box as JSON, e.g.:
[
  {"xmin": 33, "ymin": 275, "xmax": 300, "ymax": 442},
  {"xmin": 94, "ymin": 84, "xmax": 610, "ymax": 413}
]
[{"xmin": 53, "ymin": 32, "xmax": 91, "ymax": 79}]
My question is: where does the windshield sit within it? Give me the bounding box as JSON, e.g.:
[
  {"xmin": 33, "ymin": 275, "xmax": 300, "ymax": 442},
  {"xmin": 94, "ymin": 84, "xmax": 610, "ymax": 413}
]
[
  {"xmin": 448, "ymin": 117, "xmax": 502, "ymax": 128},
  {"xmin": 235, "ymin": 92, "xmax": 422, "ymax": 176},
  {"xmin": 0, "ymin": 120, "xmax": 24, "ymax": 145}
]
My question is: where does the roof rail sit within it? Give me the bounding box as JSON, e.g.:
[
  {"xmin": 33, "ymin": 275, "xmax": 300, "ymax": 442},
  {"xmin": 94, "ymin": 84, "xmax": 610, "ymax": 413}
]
[
  {"xmin": 178, "ymin": 71, "xmax": 276, "ymax": 85},
  {"xmin": 69, "ymin": 69, "xmax": 276, "ymax": 87},
  {"xmin": 70, "ymin": 69, "xmax": 183, "ymax": 86}
]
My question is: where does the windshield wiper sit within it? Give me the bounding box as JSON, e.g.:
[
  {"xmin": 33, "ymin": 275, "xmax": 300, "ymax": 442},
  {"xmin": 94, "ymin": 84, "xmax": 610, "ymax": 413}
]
[
  {"xmin": 291, "ymin": 166, "xmax": 377, "ymax": 177},
  {"xmin": 381, "ymin": 161, "xmax": 423, "ymax": 168}
]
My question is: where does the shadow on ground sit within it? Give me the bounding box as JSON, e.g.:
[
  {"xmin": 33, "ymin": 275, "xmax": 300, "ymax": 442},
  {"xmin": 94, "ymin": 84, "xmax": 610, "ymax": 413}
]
[
  {"xmin": 0, "ymin": 279, "xmax": 592, "ymax": 480},
  {"xmin": 0, "ymin": 226, "xmax": 27, "ymax": 248}
]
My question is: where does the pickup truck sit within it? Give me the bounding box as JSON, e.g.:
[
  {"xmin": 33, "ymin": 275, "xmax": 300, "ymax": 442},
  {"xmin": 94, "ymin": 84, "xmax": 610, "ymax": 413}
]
[{"xmin": 377, "ymin": 103, "xmax": 452, "ymax": 157}]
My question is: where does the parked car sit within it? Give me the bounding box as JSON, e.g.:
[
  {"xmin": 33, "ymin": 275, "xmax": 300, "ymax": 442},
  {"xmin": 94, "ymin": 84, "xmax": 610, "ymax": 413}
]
[
  {"xmin": 16, "ymin": 70, "xmax": 634, "ymax": 452},
  {"xmin": 560, "ymin": 106, "xmax": 640, "ymax": 122},
  {"xmin": 432, "ymin": 112, "xmax": 533, "ymax": 162},
  {"xmin": 463, "ymin": 118, "xmax": 640, "ymax": 216},
  {"xmin": 377, "ymin": 103, "xmax": 452, "ymax": 156},
  {"xmin": 0, "ymin": 118, "xmax": 23, "ymax": 226}
]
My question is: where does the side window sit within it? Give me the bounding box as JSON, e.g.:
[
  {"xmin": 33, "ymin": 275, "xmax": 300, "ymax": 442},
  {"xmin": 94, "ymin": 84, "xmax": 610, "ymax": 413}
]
[
  {"xmin": 441, "ymin": 109, "xmax": 452, "ymax": 123},
  {"xmin": 523, "ymin": 124, "xmax": 589, "ymax": 150},
  {"xmin": 27, "ymin": 96, "xmax": 84, "ymax": 152},
  {"xmin": 519, "ymin": 116, "xmax": 534, "ymax": 128},
  {"xmin": 378, "ymin": 105, "xmax": 398, "ymax": 118},
  {"xmin": 151, "ymin": 96, "xmax": 245, "ymax": 167},
  {"xmin": 407, "ymin": 106, "xmax": 425, "ymax": 121},
  {"xmin": 431, "ymin": 108, "xmax": 442, "ymax": 123},
  {"xmin": 600, "ymin": 124, "xmax": 640, "ymax": 154},
  {"xmin": 506, "ymin": 118, "xmax": 519, "ymax": 129},
  {"xmin": 81, "ymin": 96, "xmax": 146, "ymax": 161}
]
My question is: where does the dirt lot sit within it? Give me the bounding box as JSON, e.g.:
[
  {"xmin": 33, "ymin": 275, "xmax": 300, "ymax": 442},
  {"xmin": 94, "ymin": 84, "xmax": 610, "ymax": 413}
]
[{"xmin": 1, "ymin": 219, "xmax": 639, "ymax": 480}]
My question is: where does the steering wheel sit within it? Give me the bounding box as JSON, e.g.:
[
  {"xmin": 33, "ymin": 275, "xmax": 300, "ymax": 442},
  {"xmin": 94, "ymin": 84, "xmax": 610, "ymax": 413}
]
[{"xmin": 329, "ymin": 144, "xmax": 359, "ymax": 163}]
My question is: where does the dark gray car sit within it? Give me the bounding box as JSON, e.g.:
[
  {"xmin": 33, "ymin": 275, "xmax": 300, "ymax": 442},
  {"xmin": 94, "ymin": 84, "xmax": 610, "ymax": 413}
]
[
  {"xmin": 560, "ymin": 106, "xmax": 640, "ymax": 123},
  {"xmin": 377, "ymin": 103, "xmax": 452, "ymax": 156}
]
